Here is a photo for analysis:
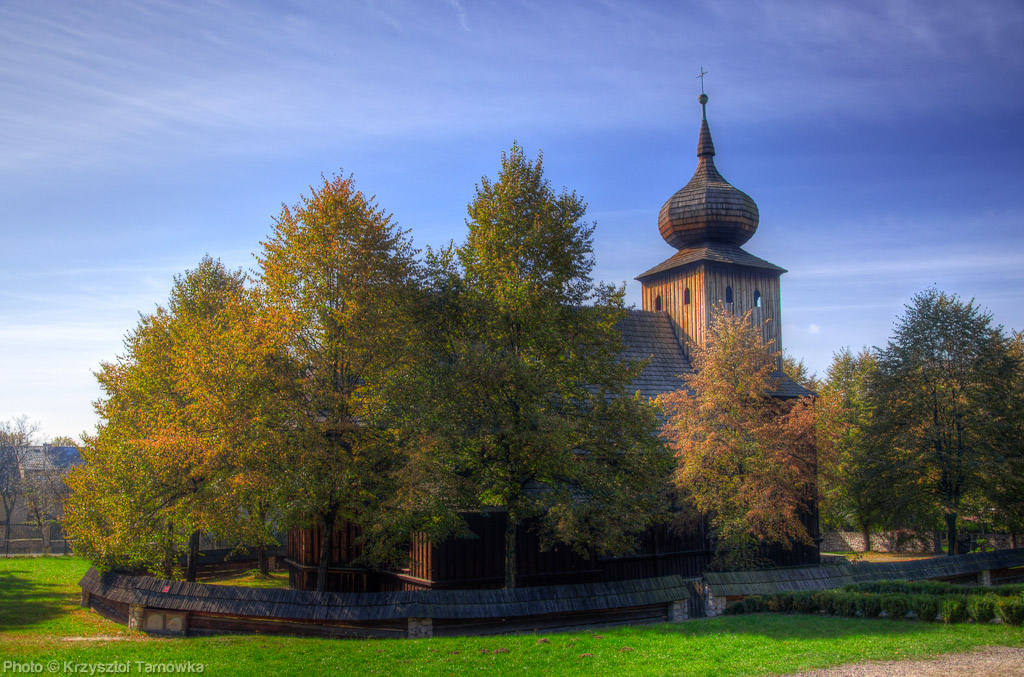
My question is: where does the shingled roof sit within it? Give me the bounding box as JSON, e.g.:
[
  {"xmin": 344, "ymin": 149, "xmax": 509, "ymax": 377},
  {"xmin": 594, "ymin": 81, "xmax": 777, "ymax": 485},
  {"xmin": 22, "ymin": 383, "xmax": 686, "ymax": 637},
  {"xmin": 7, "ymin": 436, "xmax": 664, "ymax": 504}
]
[
  {"xmin": 615, "ymin": 310, "xmax": 811, "ymax": 400},
  {"xmin": 636, "ymin": 242, "xmax": 787, "ymax": 282},
  {"xmin": 616, "ymin": 310, "xmax": 693, "ymax": 400}
]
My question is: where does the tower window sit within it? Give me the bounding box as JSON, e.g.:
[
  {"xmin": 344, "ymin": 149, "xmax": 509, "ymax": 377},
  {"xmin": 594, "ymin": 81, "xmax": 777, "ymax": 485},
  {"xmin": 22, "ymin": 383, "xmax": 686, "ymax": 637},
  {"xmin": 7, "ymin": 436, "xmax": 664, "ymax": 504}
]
[
  {"xmin": 684, "ymin": 288, "xmax": 691, "ymax": 305},
  {"xmin": 754, "ymin": 290, "xmax": 762, "ymax": 308},
  {"xmin": 654, "ymin": 295, "xmax": 662, "ymax": 311},
  {"xmin": 725, "ymin": 286, "xmax": 733, "ymax": 304}
]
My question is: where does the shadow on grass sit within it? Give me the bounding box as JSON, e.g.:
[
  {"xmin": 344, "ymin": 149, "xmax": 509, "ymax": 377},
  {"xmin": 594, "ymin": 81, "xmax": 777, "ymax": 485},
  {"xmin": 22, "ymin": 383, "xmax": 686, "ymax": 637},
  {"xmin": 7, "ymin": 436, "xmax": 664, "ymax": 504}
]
[{"xmin": 0, "ymin": 568, "xmax": 72, "ymax": 631}]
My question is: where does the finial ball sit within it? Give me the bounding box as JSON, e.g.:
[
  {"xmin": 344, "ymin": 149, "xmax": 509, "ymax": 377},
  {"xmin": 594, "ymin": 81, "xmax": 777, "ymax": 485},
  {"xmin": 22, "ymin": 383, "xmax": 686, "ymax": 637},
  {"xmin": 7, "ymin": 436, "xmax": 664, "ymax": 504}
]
[{"xmin": 698, "ymin": 93, "xmax": 708, "ymax": 105}]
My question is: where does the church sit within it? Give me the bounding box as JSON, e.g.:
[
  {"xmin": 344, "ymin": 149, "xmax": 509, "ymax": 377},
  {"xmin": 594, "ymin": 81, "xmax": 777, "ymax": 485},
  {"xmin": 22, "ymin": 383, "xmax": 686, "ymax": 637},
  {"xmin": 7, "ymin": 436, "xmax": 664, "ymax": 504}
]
[{"xmin": 285, "ymin": 93, "xmax": 816, "ymax": 592}]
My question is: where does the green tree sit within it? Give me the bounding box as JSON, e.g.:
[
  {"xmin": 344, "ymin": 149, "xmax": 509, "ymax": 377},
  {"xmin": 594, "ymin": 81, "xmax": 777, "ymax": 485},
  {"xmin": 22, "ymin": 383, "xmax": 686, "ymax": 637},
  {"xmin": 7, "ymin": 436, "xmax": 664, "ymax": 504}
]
[
  {"xmin": 256, "ymin": 173, "xmax": 421, "ymax": 593},
  {"xmin": 816, "ymin": 347, "xmax": 919, "ymax": 550},
  {"xmin": 65, "ymin": 257, "xmax": 251, "ymax": 578},
  {"xmin": 782, "ymin": 352, "xmax": 822, "ymax": 392},
  {"xmin": 413, "ymin": 144, "xmax": 671, "ymax": 588},
  {"xmin": 868, "ymin": 288, "xmax": 1018, "ymax": 555},
  {"xmin": 660, "ymin": 307, "xmax": 825, "ymax": 568},
  {"xmin": 980, "ymin": 330, "xmax": 1024, "ymax": 545}
]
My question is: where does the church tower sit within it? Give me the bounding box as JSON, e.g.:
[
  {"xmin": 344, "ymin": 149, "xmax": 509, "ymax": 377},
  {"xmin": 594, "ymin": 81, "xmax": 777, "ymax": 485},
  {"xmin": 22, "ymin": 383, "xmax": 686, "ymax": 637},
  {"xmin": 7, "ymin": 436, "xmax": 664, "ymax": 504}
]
[{"xmin": 636, "ymin": 93, "xmax": 787, "ymax": 365}]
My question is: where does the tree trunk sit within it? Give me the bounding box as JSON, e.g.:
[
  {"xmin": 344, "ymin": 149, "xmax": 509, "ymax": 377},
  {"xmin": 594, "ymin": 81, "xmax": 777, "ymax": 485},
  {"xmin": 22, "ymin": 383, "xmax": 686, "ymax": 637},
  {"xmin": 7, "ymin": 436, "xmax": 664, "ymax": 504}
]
[
  {"xmin": 185, "ymin": 530, "xmax": 200, "ymax": 582},
  {"xmin": 317, "ymin": 513, "xmax": 337, "ymax": 594},
  {"xmin": 257, "ymin": 544, "xmax": 269, "ymax": 576},
  {"xmin": 860, "ymin": 523, "xmax": 871, "ymax": 553},
  {"xmin": 504, "ymin": 516, "xmax": 517, "ymax": 589},
  {"xmin": 945, "ymin": 512, "xmax": 957, "ymax": 556},
  {"xmin": 163, "ymin": 523, "xmax": 175, "ymax": 579},
  {"xmin": 1012, "ymin": 533, "xmax": 1018, "ymax": 550}
]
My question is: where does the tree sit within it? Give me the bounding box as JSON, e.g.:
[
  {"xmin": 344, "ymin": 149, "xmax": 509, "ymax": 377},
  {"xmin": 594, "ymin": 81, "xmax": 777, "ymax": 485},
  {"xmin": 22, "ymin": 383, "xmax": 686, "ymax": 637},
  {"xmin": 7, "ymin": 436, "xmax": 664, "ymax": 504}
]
[
  {"xmin": 782, "ymin": 352, "xmax": 822, "ymax": 392},
  {"xmin": 978, "ymin": 330, "xmax": 1024, "ymax": 546},
  {"xmin": 256, "ymin": 173, "xmax": 421, "ymax": 592},
  {"xmin": 815, "ymin": 347, "xmax": 915, "ymax": 550},
  {"xmin": 65, "ymin": 257, "xmax": 254, "ymax": 578},
  {"xmin": 412, "ymin": 144, "xmax": 671, "ymax": 588},
  {"xmin": 660, "ymin": 307, "xmax": 824, "ymax": 568},
  {"xmin": 0, "ymin": 417, "xmax": 39, "ymax": 556},
  {"xmin": 867, "ymin": 288, "xmax": 1018, "ymax": 555}
]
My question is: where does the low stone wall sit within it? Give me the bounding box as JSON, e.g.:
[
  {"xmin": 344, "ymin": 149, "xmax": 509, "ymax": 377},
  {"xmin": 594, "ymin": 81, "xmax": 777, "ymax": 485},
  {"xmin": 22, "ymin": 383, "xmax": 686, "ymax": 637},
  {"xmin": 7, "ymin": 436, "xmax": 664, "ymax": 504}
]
[
  {"xmin": 821, "ymin": 531, "xmax": 931, "ymax": 553},
  {"xmin": 822, "ymin": 531, "xmax": 1018, "ymax": 554}
]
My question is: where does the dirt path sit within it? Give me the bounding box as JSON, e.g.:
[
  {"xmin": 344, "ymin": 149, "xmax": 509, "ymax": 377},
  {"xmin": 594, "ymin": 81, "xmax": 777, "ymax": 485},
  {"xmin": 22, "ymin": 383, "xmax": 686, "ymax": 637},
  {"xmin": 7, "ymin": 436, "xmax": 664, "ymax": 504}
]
[{"xmin": 788, "ymin": 646, "xmax": 1024, "ymax": 676}]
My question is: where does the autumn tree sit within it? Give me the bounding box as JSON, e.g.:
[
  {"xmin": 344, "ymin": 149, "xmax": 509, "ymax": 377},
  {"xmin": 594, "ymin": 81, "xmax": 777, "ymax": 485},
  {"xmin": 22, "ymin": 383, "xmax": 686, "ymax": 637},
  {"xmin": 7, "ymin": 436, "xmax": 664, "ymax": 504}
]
[
  {"xmin": 256, "ymin": 173, "xmax": 421, "ymax": 592},
  {"xmin": 867, "ymin": 288, "xmax": 1018, "ymax": 555},
  {"xmin": 411, "ymin": 144, "xmax": 671, "ymax": 588},
  {"xmin": 660, "ymin": 307, "xmax": 824, "ymax": 568},
  {"xmin": 983, "ymin": 330, "xmax": 1024, "ymax": 545},
  {"xmin": 65, "ymin": 257, "xmax": 254, "ymax": 578}
]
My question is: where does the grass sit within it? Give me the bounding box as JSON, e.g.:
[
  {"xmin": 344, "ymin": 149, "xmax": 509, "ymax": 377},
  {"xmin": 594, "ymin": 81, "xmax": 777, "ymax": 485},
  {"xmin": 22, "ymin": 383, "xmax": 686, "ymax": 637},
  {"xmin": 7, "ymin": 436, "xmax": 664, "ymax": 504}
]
[
  {"xmin": 823, "ymin": 551, "xmax": 935, "ymax": 563},
  {"xmin": 3, "ymin": 556, "xmax": 1024, "ymax": 676},
  {"xmin": 201, "ymin": 567, "xmax": 290, "ymax": 589}
]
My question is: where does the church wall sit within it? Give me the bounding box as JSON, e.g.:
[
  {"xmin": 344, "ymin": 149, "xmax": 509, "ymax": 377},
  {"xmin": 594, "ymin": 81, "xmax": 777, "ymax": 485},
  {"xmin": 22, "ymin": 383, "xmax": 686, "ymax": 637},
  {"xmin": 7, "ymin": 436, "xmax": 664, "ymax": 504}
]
[
  {"xmin": 641, "ymin": 263, "xmax": 782, "ymax": 365},
  {"xmin": 640, "ymin": 265, "xmax": 707, "ymax": 359},
  {"xmin": 701, "ymin": 264, "xmax": 782, "ymax": 365}
]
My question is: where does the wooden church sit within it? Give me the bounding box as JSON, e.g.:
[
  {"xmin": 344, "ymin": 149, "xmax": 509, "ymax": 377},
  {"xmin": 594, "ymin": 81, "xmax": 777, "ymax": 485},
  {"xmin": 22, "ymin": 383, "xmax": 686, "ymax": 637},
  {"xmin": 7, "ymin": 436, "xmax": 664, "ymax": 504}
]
[{"xmin": 285, "ymin": 94, "xmax": 817, "ymax": 592}]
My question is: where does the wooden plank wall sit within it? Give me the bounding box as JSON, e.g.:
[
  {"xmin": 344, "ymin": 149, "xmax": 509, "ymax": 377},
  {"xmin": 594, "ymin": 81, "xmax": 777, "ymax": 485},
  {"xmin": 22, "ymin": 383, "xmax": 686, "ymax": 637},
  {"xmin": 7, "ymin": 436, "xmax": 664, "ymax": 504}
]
[
  {"xmin": 641, "ymin": 263, "xmax": 783, "ymax": 365},
  {"xmin": 641, "ymin": 265, "xmax": 706, "ymax": 359}
]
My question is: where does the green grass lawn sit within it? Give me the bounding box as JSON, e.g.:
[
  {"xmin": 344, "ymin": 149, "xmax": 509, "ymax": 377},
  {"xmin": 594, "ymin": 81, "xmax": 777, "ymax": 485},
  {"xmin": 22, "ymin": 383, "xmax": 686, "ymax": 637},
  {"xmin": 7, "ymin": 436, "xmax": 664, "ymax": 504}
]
[{"xmin": 3, "ymin": 556, "xmax": 1023, "ymax": 676}]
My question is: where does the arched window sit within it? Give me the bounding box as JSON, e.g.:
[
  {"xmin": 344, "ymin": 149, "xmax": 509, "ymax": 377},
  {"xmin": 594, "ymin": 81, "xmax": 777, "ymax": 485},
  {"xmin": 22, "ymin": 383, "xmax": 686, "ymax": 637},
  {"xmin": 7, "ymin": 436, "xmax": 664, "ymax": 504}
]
[
  {"xmin": 654, "ymin": 295, "xmax": 662, "ymax": 311},
  {"xmin": 725, "ymin": 286, "xmax": 733, "ymax": 304},
  {"xmin": 754, "ymin": 290, "xmax": 762, "ymax": 308},
  {"xmin": 684, "ymin": 288, "xmax": 691, "ymax": 305}
]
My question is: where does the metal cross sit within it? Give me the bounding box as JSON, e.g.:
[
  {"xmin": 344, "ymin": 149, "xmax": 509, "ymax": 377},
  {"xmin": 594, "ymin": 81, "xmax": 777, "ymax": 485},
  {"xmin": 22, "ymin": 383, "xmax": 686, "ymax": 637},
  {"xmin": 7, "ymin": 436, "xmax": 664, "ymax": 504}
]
[{"xmin": 697, "ymin": 66, "xmax": 708, "ymax": 93}]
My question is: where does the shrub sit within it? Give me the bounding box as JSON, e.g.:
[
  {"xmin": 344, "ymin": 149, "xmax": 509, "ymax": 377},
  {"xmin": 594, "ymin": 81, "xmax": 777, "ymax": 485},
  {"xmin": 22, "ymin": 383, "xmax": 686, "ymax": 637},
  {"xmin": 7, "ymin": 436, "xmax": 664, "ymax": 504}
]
[
  {"xmin": 996, "ymin": 598, "xmax": 1024, "ymax": 626},
  {"xmin": 726, "ymin": 596, "xmax": 766, "ymax": 615},
  {"xmin": 909, "ymin": 594, "xmax": 940, "ymax": 622},
  {"xmin": 765, "ymin": 594, "xmax": 794, "ymax": 613},
  {"xmin": 989, "ymin": 584, "xmax": 1024, "ymax": 597},
  {"xmin": 791, "ymin": 592, "xmax": 819, "ymax": 615},
  {"xmin": 833, "ymin": 592, "xmax": 859, "ymax": 617},
  {"xmin": 940, "ymin": 597, "xmax": 969, "ymax": 624},
  {"xmin": 969, "ymin": 595, "xmax": 997, "ymax": 623},
  {"xmin": 813, "ymin": 591, "xmax": 836, "ymax": 615},
  {"xmin": 859, "ymin": 594, "xmax": 882, "ymax": 618},
  {"xmin": 880, "ymin": 594, "xmax": 909, "ymax": 620}
]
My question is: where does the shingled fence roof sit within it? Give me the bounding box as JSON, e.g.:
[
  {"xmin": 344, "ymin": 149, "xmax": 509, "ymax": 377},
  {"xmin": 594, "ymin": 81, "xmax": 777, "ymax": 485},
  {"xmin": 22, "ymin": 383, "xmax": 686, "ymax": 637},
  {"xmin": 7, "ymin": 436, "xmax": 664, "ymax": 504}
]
[
  {"xmin": 80, "ymin": 568, "xmax": 697, "ymax": 637},
  {"xmin": 703, "ymin": 549, "xmax": 1024, "ymax": 598}
]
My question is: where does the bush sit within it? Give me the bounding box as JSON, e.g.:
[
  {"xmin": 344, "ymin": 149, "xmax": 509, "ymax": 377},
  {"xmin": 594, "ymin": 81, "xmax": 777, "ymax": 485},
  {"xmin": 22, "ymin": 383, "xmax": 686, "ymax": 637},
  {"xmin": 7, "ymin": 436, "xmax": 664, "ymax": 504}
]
[
  {"xmin": 726, "ymin": 596, "xmax": 766, "ymax": 615},
  {"xmin": 940, "ymin": 597, "xmax": 969, "ymax": 624},
  {"xmin": 764, "ymin": 594, "xmax": 794, "ymax": 613},
  {"xmin": 813, "ymin": 591, "xmax": 836, "ymax": 615},
  {"xmin": 859, "ymin": 594, "xmax": 882, "ymax": 618},
  {"xmin": 989, "ymin": 584, "xmax": 1024, "ymax": 597},
  {"xmin": 880, "ymin": 594, "xmax": 909, "ymax": 620},
  {"xmin": 969, "ymin": 595, "xmax": 997, "ymax": 623},
  {"xmin": 833, "ymin": 592, "xmax": 859, "ymax": 617},
  {"xmin": 996, "ymin": 598, "xmax": 1024, "ymax": 626},
  {"xmin": 791, "ymin": 592, "xmax": 819, "ymax": 615},
  {"xmin": 909, "ymin": 594, "xmax": 940, "ymax": 622},
  {"xmin": 848, "ymin": 580, "xmax": 961, "ymax": 597}
]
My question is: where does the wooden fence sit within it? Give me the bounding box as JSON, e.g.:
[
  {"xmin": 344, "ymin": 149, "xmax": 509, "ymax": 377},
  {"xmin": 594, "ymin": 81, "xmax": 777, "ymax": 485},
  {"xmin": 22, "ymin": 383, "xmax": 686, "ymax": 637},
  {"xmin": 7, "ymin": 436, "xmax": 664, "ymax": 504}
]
[{"xmin": 79, "ymin": 568, "xmax": 697, "ymax": 639}]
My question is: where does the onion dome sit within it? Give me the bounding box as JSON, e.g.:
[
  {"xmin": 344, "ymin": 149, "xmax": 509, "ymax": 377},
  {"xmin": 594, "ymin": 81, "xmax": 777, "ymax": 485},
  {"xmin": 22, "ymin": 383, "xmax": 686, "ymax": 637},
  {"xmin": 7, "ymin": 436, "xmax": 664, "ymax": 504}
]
[{"xmin": 658, "ymin": 94, "xmax": 759, "ymax": 249}]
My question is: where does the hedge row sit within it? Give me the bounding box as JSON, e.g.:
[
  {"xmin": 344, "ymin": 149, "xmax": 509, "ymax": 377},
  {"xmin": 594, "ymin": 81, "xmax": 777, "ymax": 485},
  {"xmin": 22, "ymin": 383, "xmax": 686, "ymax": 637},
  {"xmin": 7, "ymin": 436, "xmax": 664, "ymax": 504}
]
[
  {"xmin": 724, "ymin": 587, "xmax": 1024, "ymax": 625},
  {"xmin": 841, "ymin": 579, "xmax": 1024, "ymax": 598}
]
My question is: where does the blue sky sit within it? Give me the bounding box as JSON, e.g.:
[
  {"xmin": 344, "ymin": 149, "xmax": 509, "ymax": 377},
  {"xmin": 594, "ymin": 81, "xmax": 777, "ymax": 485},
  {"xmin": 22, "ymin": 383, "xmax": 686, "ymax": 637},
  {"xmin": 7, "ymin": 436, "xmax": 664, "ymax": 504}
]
[{"xmin": 2, "ymin": 0, "xmax": 1023, "ymax": 440}]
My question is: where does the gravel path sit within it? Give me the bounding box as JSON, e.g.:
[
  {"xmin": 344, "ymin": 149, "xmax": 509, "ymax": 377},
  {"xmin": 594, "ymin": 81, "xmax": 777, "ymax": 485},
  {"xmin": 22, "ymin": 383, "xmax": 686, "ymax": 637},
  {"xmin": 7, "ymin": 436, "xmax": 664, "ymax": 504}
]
[{"xmin": 788, "ymin": 646, "xmax": 1024, "ymax": 676}]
